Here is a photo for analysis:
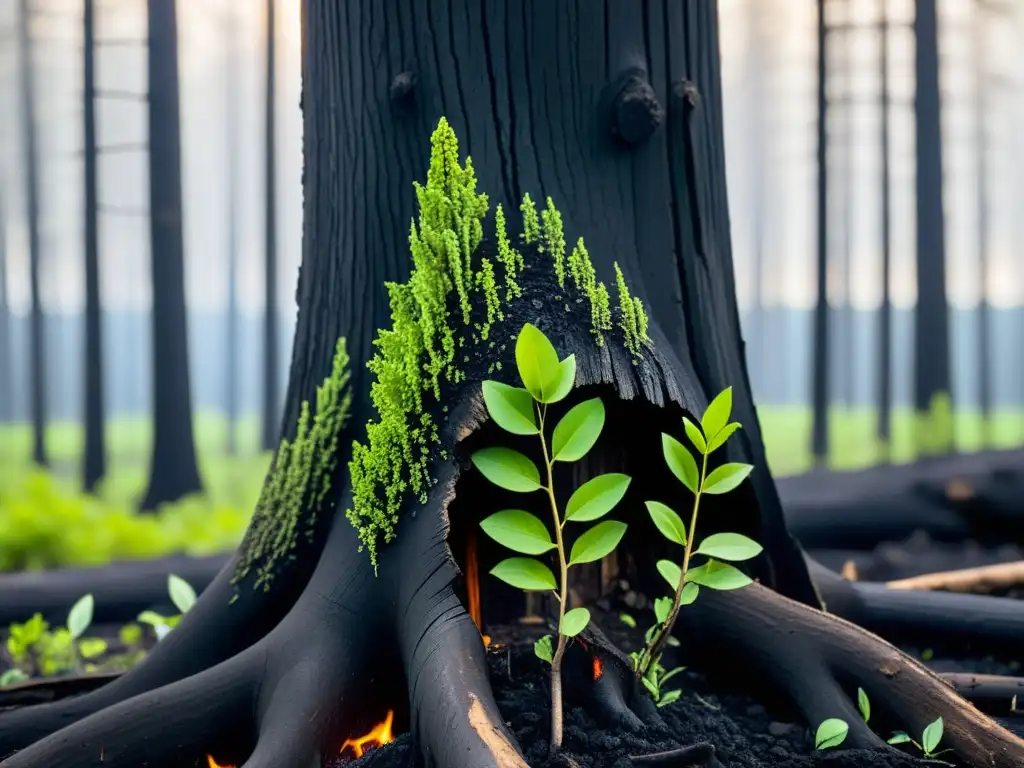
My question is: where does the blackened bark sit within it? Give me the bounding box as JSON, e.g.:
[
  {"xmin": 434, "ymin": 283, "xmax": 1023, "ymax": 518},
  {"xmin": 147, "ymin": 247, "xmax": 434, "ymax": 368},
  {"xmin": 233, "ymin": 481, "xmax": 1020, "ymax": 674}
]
[
  {"xmin": 17, "ymin": 0, "xmax": 47, "ymax": 467},
  {"xmin": 224, "ymin": 0, "xmax": 240, "ymax": 455},
  {"xmin": 260, "ymin": 0, "xmax": 280, "ymax": 451},
  {"xmin": 913, "ymin": 0, "xmax": 952, "ymax": 417},
  {"xmin": 972, "ymin": 5, "xmax": 991, "ymax": 436},
  {"xmin": 82, "ymin": 0, "xmax": 106, "ymax": 492},
  {"xmin": 0, "ymin": 184, "xmax": 10, "ymax": 424},
  {"xmin": 140, "ymin": 0, "xmax": 203, "ymax": 510},
  {"xmin": 877, "ymin": 0, "xmax": 893, "ymax": 445},
  {"xmin": 811, "ymin": 0, "xmax": 830, "ymax": 463}
]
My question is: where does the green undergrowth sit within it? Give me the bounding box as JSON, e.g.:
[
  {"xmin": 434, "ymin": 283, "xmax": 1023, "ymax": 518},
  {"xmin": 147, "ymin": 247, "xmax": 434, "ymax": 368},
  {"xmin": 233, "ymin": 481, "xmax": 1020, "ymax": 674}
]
[
  {"xmin": 233, "ymin": 337, "xmax": 352, "ymax": 593},
  {"xmin": 346, "ymin": 117, "xmax": 653, "ymax": 570}
]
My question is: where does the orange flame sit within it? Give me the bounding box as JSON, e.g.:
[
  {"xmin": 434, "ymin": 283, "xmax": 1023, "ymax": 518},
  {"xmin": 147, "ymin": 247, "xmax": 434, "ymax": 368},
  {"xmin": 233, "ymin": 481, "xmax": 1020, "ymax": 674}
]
[
  {"xmin": 207, "ymin": 756, "xmax": 234, "ymax": 768},
  {"xmin": 340, "ymin": 710, "xmax": 395, "ymax": 758},
  {"xmin": 482, "ymin": 633, "xmax": 491, "ymax": 647},
  {"xmin": 466, "ymin": 530, "xmax": 483, "ymax": 632},
  {"xmin": 592, "ymin": 656, "xmax": 604, "ymax": 681}
]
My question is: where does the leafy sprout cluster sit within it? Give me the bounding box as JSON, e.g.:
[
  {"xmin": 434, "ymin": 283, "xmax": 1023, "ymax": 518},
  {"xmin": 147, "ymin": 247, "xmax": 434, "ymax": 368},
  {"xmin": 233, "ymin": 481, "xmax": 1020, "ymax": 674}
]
[
  {"xmin": 815, "ymin": 689, "xmax": 947, "ymax": 759},
  {"xmin": 634, "ymin": 388, "xmax": 762, "ymax": 684},
  {"xmin": 474, "ymin": 322, "xmax": 630, "ymax": 752},
  {"xmin": 345, "ymin": 117, "xmax": 652, "ymax": 570}
]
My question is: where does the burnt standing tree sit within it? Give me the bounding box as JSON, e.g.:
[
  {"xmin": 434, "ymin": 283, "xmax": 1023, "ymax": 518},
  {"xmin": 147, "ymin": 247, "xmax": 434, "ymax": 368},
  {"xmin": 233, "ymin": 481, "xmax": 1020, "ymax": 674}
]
[
  {"xmin": 877, "ymin": 0, "xmax": 893, "ymax": 449},
  {"xmin": 17, "ymin": 0, "xmax": 47, "ymax": 468},
  {"xmin": 82, "ymin": 0, "xmax": 106, "ymax": 492},
  {"xmin": 811, "ymin": 0, "xmax": 830, "ymax": 464},
  {"xmin": 913, "ymin": 0, "xmax": 953, "ymax": 451},
  {"xmin": 1, "ymin": 3, "xmax": 1022, "ymax": 768},
  {"xmin": 260, "ymin": 0, "xmax": 280, "ymax": 452},
  {"xmin": 139, "ymin": 0, "xmax": 203, "ymax": 510}
]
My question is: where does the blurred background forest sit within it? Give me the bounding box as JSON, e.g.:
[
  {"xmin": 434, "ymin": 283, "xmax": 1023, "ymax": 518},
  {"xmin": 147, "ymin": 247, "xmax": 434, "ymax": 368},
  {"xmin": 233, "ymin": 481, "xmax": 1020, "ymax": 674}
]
[{"xmin": 0, "ymin": 0, "xmax": 1021, "ymax": 572}]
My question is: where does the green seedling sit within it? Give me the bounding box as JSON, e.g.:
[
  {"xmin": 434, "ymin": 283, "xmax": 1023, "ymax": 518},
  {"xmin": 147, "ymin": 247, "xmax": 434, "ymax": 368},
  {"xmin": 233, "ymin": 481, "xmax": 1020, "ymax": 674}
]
[
  {"xmin": 858, "ymin": 687, "xmax": 870, "ymax": 723},
  {"xmin": 476, "ymin": 322, "xmax": 630, "ymax": 752},
  {"xmin": 815, "ymin": 718, "xmax": 850, "ymax": 750},
  {"xmin": 2, "ymin": 593, "xmax": 109, "ymax": 682},
  {"xmin": 620, "ymin": 608, "xmax": 684, "ymax": 708},
  {"xmin": 888, "ymin": 716, "xmax": 949, "ymax": 758},
  {"xmin": 634, "ymin": 388, "xmax": 762, "ymax": 685},
  {"xmin": 137, "ymin": 574, "xmax": 197, "ymax": 641}
]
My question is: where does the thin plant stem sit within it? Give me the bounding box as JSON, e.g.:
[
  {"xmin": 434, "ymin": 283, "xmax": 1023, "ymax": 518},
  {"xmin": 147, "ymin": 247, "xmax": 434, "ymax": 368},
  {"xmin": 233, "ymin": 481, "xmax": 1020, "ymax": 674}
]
[
  {"xmin": 639, "ymin": 450, "xmax": 709, "ymax": 679},
  {"xmin": 538, "ymin": 402, "xmax": 569, "ymax": 752}
]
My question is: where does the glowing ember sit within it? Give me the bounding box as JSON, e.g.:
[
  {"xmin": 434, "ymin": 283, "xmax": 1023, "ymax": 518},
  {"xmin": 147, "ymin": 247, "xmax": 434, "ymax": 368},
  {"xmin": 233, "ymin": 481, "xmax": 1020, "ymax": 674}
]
[
  {"xmin": 592, "ymin": 656, "xmax": 604, "ymax": 681},
  {"xmin": 207, "ymin": 756, "xmax": 234, "ymax": 768},
  {"xmin": 482, "ymin": 633, "xmax": 491, "ymax": 647},
  {"xmin": 340, "ymin": 710, "xmax": 395, "ymax": 758}
]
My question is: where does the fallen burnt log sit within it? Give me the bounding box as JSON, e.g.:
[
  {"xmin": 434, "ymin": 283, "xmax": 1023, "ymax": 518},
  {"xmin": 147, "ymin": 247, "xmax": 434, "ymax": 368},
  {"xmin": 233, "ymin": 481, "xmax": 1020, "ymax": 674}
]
[
  {"xmin": 0, "ymin": 554, "xmax": 228, "ymax": 625},
  {"xmin": 0, "ymin": 4, "xmax": 1022, "ymax": 768},
  {"xmin": 780, "ymin": 448, "xmax": 1024, "ymax": 551}
]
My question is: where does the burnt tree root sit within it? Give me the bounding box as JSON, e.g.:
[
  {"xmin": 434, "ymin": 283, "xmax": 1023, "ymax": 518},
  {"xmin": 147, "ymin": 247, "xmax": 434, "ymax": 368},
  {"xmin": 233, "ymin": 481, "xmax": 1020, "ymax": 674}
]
[{"xmin": 677, "ymin": 583, "xmax": 1024, "ymax": 768}]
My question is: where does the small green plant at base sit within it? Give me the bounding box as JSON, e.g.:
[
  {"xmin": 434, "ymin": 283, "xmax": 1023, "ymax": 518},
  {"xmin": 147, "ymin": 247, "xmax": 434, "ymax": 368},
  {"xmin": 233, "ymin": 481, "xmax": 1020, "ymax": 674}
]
[
  {"xmin": 858, "ymin": 687, "xmax": 870, "ymax": 723},
  {"xmin": 137, "ymin": 574, "xmax": 197, "ymax": 641},
  {"xmin": 2, "ymin": 594, "xmax": 109, "ymax": 682},
  {"xmin": 475, "ymin": 322, "xmax": 630, "ymax": 753},
  {"xmin": 619, "ymin": 609, "xmax": 685, "ymax": 708},
  {"xmin": 815, "ymin": 718, "xmax": 850, "ymax": 750},
  {"xmin": 888, "ymin": 717, "xmax": 948, "ymax": 758},
  {"xmin": 634, "ymin": 387, "xmax": 762, "ymax": 686}
]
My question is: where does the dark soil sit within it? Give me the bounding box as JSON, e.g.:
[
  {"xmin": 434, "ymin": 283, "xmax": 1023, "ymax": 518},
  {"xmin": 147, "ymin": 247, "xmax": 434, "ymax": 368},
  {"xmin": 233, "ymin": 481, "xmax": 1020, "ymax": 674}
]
[{"xmin": 332, "ymin": 627, "xmax": 934, "ymax": 768}]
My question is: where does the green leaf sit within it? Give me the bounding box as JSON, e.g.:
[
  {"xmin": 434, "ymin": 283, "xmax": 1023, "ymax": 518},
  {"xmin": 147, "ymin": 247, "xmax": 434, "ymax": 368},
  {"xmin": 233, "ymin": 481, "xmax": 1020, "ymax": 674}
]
[
  {"xmin": 568, "ymin": 520, "xmax": 627, "ymax": 565},
  {"xmin": 77, "ymin": 637, "xmax": 108, "ymax": 659},
  {"xmin": 619, "ymin": 613, "xmax": 637, "ymax": 629},
  {"xmin": 168, "ymin": 574, "xmax": 197, "ymax": 614},
  {"xmin": 645, "ymin": 501, "xmax": 687, "ymax": 545},
  {"xmin": 857, "ymin": 687, "xmax": 870, "ymax": 723},
  {"xmin": 657, "ymin": 559, "xmax": 682, "ymax": 590},
  {"xmin": 565, "ymin": 473, "xmax": 631, "ymax": 523},
  {"xmin": 815, "ymin": 718, "xmax": 849, "ymax": 750},
  {"xmin": 67, "ymin": 594, "xmax": 94, "ymax": 639},
  {"xmin": 679, "ymin": 582, "xmax": 700, "ymax": 606},
  {"xmin": 641, "ymin": 676, "xmax": 659, "ymax": 698},
  {"xmin": 660, "ymin": 667, "xmax": 685, "ymax": 686},
  {"xmin": 686, "ymin": 561, "xmax": 752, "ymax": 591},
  {"xmin": 683, "ymin": 417, "xmax": 707, "ymax": 454},
  {"xmin": 0, "ymin": 669, "xmax": 28, "ymax": 687},
  {"xmin": 137, "ymin": 610, "xmax": 169, "ymax": 628},
  {"xmin": 657, "ymin": 689, "xmax": 681, "ymax": 707},
  {"xmin": 552, "ymin": 398, "xmax": 605, "ymax": 462},
  {"xmin": 662, "ymin": 434, "xmax": 698, "ymax": 493},
  {"xmin": 534, "ymin": 635, "xmax": 554, "ymax": 663},
  {"xmin": 701, "ymin": 387, "xmax": 733, "ymax": 441},
  {"xmin": 560, "ymin": 607, "xmax": 591, "ymax": 637},
  {"xmin": 515, "ymin": 323, "xmax": 561, "ymax": 401},
  {"xmin": 887, "ymin": 732, "xmax": 911, "ymax": 746},
  {"xmin": 480, "ymin": 510, "xmax": 555, "ymax": 555},
  {"xmin": 481, "ymin": 381, "xmax": 538, "ymax": 435},
  {"xmin": 702, "ymin": 463, "xmax": 753, "ymax": 495},
  {"xmin": 544, "ymin": 355, "xmax": 577, "ymax": 404},
  {"xmin": 922, "ymin": 717, "xmax": 943, "ymax": 754},
  {"xmin": 471, "ymin": 447, "xmax": 542, "ymax": 492},
  {"xmin": 707, "ymin": 422, "xmax": 741, "ymax": 452},
  {"xmin": 694, "ymin": 532, "xmax": 763, "ymax": 562},
  {"xmin": 490, "ymin": 557, "xmax": 557, "ymax": 591},
  {"xmin": 654, "ymin": 596, "xmax": 672, "ymax": 624}
]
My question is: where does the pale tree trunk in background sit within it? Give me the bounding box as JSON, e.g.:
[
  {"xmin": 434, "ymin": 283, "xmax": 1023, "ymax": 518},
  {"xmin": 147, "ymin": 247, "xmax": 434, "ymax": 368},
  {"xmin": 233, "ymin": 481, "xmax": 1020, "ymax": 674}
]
[
  {"xmin": 82, "ymin": 0, "xmax": 107, "ymax": 492},
  {"xmin": 746, "ymin": 0, "xmax": 767, "ymax": 395},
  {"xmin": 224, "ymin": 0, "xmax": 240, "ymax": 455},
  {"xmin": 913, "ymin": 0, "xmax": 953, "ymax": 450},
  {"xmin": 811, "ymin": 0, "xmax": 830, "ymax": 464},
  {"xmin": 0, "ymin": 183, "xmax": 10, "ymax": 425},
  {"xmin": 972, "ymin": 2, "xmax": 991, "ymax": 444},
  {"xmin": 140, "ymin": 0, "xmax": 203, "ymax": 510},
  {"xmin": 18, "ymin": 0, "xmax": 47, "ymax": 467},
  {"xmin": 260, "ymin": 0, "xmax": 279, "ymax": 452},
  {"xmin": 838, "ymin": 0, "xmax": 855, "ymax": 408}
]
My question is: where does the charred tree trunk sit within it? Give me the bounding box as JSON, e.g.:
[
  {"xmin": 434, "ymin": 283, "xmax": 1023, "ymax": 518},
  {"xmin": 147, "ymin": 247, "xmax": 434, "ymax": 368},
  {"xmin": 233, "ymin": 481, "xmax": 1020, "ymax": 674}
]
[
  {"xmin": 260, "ymin": 0, "xmax": 280, "ymax": 452},
  {"xmin": 877, "ymin": 0, "xmax": 893, "ymax": 449},
  {"xmin": 0, "ymin": 182, "xmax": 10, "ymax": 425},
  {"xmin": 140, "ymin": 0, "xmax": 203, "ymax": 510},
  {"xmin": 224, "ymin": 0, "xmax": 240, "ymax": 455},
  {"xmin": 1, "ymin": 4, "xmax": 1022, "ymax": 768},
  {"xmin": 82, "ymin": 0, "xmax": 106, "ymax": 492},
  {"xmin": 17, "ymin": 0, "xmax": 47, "ymax": 468},
  {"xmin": 812, "ymin": 0, "xmax": 830, "ymax": 464},
  {"xmin": 913, "ymin": 0, "xmax": 953, "ymax": 448}
]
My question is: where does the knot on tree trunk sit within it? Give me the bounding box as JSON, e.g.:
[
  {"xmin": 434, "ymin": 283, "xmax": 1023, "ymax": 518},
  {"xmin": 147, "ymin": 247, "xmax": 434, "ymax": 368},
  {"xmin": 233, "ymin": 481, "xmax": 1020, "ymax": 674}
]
[
  {"xmin": 390, "ymin": 71, "xmax": 417, "ymax": 111},
  {"xmin": 611, "ymin": 72, "xmax": 663, "ymax": 145}
]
